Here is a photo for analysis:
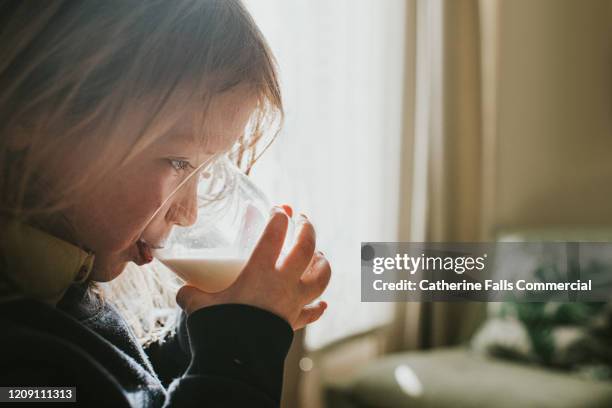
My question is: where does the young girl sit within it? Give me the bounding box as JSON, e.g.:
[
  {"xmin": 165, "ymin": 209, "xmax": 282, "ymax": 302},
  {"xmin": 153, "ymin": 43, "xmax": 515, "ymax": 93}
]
[{"xmin": 0, "ymin": 1, "xmax": 331, "ymax": 407}]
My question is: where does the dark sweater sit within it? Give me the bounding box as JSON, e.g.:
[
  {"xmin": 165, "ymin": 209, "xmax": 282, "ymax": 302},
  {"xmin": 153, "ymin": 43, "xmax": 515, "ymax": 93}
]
[{"xmin": 0, "ymin": 282, "xmax": 294, "ymax": 407}]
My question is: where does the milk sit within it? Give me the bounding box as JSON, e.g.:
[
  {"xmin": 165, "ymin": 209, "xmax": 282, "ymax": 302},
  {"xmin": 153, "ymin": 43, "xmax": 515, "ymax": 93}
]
[{"xmin": 160, "ymin": 253, "xmax": 246, "ymax": 293}]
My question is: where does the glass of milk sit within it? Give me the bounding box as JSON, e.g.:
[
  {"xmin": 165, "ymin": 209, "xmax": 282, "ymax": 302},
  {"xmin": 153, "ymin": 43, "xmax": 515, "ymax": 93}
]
[{"xmin": 154, "ymin": 154, "xmax": 294, "ymax": 293}]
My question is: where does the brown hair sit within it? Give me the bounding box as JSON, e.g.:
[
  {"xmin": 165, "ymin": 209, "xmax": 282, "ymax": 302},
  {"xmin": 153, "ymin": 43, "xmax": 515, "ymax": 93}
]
[
  {"xmin": 0, "ymin": 0, "xmax": 282, "ymax": 219},
  {"xmin": 0, "ymin": 0, "xmax": 283, "ymax": 345}
]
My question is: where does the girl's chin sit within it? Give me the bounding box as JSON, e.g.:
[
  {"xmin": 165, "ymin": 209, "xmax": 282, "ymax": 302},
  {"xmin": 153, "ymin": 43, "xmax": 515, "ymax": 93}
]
[
  {"xmin": 89, "ymin": 246, "xmax": 142, "ymax": 282},
  {"xmin": 88, "ymin": 260, "xmax": 129, "ymax": 282}
]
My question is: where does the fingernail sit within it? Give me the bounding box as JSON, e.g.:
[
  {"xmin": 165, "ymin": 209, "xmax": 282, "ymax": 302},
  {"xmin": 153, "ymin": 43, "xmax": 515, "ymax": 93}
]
[{"xmin": 280, "ymin": 204, "xmax": 293, "ymax": 217}]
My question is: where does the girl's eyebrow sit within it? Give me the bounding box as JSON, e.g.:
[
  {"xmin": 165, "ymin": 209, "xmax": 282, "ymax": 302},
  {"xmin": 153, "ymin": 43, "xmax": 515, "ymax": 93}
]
[
  {"xmin": 158, "ymin": 133, "xmax": 218, "ymax": 154},
  {"xmin": 159, "ymin": 132, "xmax": 195, "ymax": 146}
]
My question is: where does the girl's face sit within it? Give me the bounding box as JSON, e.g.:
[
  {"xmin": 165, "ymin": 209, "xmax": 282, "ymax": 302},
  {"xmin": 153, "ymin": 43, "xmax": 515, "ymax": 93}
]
[{"xmin": 67, "ymin": 87, "xmax": 257, "ymax": 282}]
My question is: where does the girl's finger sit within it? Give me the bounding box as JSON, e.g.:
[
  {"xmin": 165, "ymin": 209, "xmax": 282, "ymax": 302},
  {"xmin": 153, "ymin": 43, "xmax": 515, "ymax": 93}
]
[
  {"xmin": 300, "ymin": 254, "xmax": 331, "ymax": 302},
  {"xmin": 245, "ymin": 207, "xmax": 289, "ymax": 272},
  {"xmin": 280, "ymin": 204, "xmax": 293, "ymax": 218},
  {"xmin": 302, "ymin": 249, "xmax": 321, "ymax": 275},
  {"xmin": 279, "ymin": 214, "xmax": 316, "ymax": 277},
  {"xmin": 294, "ymin": 301, "xmax": 327, "ymax": 330}
]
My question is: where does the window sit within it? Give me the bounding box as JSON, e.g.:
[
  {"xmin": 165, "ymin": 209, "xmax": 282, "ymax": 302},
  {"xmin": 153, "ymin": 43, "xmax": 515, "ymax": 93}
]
[{"xmin": 244, "ymin": 0, "xmax": 408, "ymax": 349}]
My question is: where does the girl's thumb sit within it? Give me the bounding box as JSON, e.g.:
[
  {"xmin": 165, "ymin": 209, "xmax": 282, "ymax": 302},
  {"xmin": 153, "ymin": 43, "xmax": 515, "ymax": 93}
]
[{"xmin": 176, "ymin": 285, "xmax": 212, "ymax": 314}]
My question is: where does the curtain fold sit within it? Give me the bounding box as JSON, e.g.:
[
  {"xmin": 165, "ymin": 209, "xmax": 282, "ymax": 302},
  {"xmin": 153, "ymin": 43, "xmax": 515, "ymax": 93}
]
[
  {"xmin": 424, "ymin": 0, "xmax": 488, "ymax": 348},
  {"xmin": 393, "ymin": 0, "xmax": 495, "ymax": 350}
]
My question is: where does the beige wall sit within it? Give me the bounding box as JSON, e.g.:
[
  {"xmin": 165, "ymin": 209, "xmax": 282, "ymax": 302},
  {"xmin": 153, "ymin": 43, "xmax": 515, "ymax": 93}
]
[{"xmin": 493, "ymin": 0, "xmax": 612, "ymax": 230}]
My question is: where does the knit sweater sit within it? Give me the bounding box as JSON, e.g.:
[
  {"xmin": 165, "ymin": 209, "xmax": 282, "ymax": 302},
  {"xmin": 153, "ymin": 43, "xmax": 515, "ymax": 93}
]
[{"xmin": 0, "ymin": 282, "xmax": 294, "ymax": 407}]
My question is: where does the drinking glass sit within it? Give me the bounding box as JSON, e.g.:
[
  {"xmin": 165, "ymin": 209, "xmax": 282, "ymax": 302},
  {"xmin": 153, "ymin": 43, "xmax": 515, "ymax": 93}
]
[{"xmin": 154, "ymin": 154, "xmax": 294, "ymax": 293}]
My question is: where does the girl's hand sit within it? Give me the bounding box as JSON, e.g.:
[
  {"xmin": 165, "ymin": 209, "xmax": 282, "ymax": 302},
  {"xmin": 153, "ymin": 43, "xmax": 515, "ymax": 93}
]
[{"xmin": 176, "ymin": 207, "xmax": 332, "ymax": 330}]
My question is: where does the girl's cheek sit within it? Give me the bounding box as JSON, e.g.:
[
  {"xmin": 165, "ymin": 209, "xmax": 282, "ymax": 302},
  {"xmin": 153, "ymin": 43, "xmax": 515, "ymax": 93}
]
[
  {"xmin": 109, "ymin": 178, "xmax": 164, "ymax": 240},
  {"xmin": 104, "ymin": 162, "xmax": 181, "ymax": 245},
  {"xmin": 131, "ymin": 163, "xmax": 176, "ymax": 209},
  {"xmin": 135, "ymin": 172, "xmax": 179, "ymax": 227},
  {"xmin": 131, "ymin": 184, "xmax": 168, "ymax": 228}
]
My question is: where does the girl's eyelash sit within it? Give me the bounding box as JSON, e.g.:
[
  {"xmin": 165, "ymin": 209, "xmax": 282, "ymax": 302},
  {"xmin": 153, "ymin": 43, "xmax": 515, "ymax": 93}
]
[{"xmin": 169, "ymin": 159, "xmax": 194, "ymax": 172}]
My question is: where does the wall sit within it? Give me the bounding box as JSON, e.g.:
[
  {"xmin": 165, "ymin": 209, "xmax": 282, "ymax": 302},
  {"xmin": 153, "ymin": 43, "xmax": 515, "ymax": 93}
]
[{"xmin": 493, "ymin": 0, "xmax": 612, "ymax": 230}]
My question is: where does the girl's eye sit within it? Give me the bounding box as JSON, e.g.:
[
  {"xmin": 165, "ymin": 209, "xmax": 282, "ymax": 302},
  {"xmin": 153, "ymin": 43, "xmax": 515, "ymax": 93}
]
[{"xmin": 169, "ymin": 159, "xmax": 193, "ymax": 172}]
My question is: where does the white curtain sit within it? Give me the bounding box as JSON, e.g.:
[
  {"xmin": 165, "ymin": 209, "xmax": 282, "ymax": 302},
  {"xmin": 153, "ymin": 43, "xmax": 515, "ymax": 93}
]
[{"xmin": 244, "ymin": 0, "xmax": 407, "ymax": 349}]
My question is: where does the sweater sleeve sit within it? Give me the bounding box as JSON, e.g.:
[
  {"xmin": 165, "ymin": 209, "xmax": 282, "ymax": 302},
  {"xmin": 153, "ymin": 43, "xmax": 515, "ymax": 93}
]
[
  {"xmin": 163, "ymin": 304, "xmax": 294, "ymax": 408},
  {"xmin": 0, "ymin": 326, "xmax": 132, "ymax": 408}
]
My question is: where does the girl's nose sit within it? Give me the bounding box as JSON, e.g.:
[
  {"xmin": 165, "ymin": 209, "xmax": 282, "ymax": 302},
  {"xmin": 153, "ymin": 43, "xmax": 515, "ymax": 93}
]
[{"xmin": 167, "ymin": 177, "xmax": 198, "ymax": 227}]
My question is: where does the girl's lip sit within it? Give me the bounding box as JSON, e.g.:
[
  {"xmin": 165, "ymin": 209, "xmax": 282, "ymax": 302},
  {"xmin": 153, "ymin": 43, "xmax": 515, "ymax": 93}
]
[{"xmin": 134, "ymin": 239, "xmax": 154, "ymax": 265}]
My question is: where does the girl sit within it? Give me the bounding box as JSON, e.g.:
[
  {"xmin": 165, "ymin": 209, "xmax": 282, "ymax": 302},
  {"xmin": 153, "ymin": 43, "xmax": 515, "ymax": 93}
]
[{"xmin": 0, "ymin": 1, "xmax": 331, "ymax": 407}]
